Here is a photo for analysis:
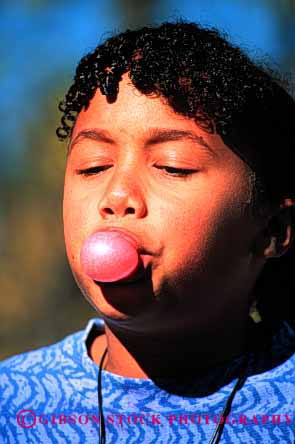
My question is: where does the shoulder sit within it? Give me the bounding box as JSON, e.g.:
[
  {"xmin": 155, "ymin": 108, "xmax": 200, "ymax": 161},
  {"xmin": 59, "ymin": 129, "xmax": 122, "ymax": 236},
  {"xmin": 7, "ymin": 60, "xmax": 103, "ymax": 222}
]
[
  {"xmin": 0, "ymin": 320, "xmax": 103, "ymax": 443},
  {"xmin": 0, "ymin": 317, "xmax": 104, "ymax": 378},
  {"xmin": 0, "ymin": 328, "xmax": 84, "ymax": 374},
  {"xmin": 0, "ymin": 328, "xmax": 86, "ymax": 415}
]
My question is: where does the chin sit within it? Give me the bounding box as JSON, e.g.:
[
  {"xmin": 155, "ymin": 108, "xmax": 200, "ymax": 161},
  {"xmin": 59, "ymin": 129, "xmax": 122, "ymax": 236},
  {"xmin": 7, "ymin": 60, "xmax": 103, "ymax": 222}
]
[{"xmin": 74, "ymin": 269, "xmax": 157, "ymax": 319}]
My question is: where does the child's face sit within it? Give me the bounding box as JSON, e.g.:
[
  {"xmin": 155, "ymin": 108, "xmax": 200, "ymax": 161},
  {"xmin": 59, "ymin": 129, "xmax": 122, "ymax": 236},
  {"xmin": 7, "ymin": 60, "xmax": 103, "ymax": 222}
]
[{"xmin": 63, "ymin": 75, "xmax": 265, "ymax": 334}]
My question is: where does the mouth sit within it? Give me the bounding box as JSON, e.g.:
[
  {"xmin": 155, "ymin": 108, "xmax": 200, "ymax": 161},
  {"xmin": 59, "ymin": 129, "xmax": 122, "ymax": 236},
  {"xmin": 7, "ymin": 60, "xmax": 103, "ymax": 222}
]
[
  {"xmin": 94, "ymin": 260, "xmax": 152, "ymax": 288},
  {"xmin": 103, "ymin": 227, "xmax": 153, "ymax": 256}
]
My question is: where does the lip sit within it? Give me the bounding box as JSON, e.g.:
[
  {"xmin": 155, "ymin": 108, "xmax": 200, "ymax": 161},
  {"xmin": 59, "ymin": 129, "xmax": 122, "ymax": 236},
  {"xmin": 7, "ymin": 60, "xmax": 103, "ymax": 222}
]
[
  {"xmin": 97, "ymin": 271, "xmax": 147, "ymax": 287},
  {"xmin": 102, "ymin": 226, "xmax": 152, "ymax": 256},
  {"xmin": 89, "ymin": 226, "xmax": 154, "ymax": 285},
  {"xmin": 96, "ymin": 261, "xmax": 152, "ymax": 287}
]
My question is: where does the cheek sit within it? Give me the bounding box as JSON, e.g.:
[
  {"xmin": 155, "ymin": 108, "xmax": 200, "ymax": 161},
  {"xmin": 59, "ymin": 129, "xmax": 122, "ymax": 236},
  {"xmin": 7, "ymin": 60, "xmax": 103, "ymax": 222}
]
[
  {"xmin": 160, "ymin": 207, "xmax": 217, "ymax": 276},
  {"xmin": 63, "ymin": 178, "xmax": 95, "ymax": 263},
  {"xmin": 158, "ymin": 179, "xmax": 252, "ymax": 279}
]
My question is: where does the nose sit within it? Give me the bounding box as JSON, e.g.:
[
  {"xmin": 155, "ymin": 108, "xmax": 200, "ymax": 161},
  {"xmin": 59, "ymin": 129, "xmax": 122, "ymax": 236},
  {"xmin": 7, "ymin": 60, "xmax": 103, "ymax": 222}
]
[{"xmin": 98, "ymin": 168, "xmax": 147, "ymax": 219}]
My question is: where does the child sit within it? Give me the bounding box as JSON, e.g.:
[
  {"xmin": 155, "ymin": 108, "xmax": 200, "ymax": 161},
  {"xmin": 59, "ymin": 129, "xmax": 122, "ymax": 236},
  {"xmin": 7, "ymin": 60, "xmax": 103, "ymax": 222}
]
[{"xmin": 1, "ymin": 21, "xmax": 295, "ymax": 444}]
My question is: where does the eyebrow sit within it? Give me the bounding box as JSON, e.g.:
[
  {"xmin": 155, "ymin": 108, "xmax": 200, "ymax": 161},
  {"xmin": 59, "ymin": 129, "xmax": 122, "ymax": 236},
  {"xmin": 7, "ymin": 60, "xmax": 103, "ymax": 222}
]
[
  {"xmin": 69, "ymin": 128, "xmax": 216, "ymax": 158},
  {"xmin": 144, "ymin": 128, "xmax": 216, "ymax": 157},
  {"xmin": 69, "ymin": 129, "xmax": 114, "ymax": 152}
]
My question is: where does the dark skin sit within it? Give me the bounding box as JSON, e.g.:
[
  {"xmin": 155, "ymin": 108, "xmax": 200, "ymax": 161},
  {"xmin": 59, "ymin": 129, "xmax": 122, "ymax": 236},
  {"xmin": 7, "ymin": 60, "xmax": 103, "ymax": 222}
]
[{"xmin": 63, "ymin": 75, "xmax": 294, "ymax": 380}]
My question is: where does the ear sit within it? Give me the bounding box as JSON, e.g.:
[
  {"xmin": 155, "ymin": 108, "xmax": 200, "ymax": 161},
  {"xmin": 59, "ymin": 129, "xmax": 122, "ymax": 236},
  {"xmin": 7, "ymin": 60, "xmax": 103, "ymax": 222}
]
[{"xmin": 262, "ymin": 198, "xmax": 295, "ymax": 259}]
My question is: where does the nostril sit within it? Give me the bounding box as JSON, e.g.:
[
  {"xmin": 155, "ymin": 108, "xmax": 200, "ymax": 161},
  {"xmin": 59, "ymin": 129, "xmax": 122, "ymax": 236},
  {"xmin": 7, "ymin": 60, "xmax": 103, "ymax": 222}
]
[
  {"xmin": 126, "ymin": 207, "xmax": 136, "ymax": 214},
  {"xmin": 103, "ymin": 208, "xmax": 115, "ymax": 215},
  {"xmin": 102, "ymin": 207, "xmax": 136, "ymax": 216}
]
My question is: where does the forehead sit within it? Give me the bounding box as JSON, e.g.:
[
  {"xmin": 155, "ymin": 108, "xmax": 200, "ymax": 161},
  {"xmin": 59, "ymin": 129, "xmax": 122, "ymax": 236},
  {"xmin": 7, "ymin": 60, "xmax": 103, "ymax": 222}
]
[
  {"xmin": 71, "ymin": 75, "xmax": 245, "ymax": 167},
  {"xmin": 73, "ymin": 76, "xmax": 194, "ymax": 136},
  {"xmin": 73, "ymin": 75, "xmax": 203, "ymax": 135}
]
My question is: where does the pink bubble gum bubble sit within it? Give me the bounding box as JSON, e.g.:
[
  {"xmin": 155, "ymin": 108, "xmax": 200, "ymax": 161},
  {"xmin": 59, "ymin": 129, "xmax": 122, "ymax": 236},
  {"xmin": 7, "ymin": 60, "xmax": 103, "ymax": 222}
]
[{"xmin": 80, "ymin": 231, "xmax": 141, "ymax": 282}]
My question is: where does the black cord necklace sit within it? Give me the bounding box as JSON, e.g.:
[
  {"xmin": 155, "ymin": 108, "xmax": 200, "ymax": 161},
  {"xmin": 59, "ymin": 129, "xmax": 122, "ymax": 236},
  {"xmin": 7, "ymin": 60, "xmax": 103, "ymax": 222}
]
[
  {"xmin": 98, "ymin": 347, "xmax": 108, "ymax": 444},
  {"xmin": 97, "ymin": 347, "xmax": 248, "ymax": 444}
]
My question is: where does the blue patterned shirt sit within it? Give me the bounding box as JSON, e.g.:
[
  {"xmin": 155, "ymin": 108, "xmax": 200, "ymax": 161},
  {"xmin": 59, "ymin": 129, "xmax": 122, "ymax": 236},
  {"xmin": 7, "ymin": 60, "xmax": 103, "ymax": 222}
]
[{"xmin": 1, "ymin": 318, "xmax": 295, "ymax": 443}]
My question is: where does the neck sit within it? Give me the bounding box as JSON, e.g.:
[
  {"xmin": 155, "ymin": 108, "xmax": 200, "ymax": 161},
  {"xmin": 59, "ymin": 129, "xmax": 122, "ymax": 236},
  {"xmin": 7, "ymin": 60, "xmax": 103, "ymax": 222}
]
[{"xmin": 90, "ymin": 315, "xmax": 251, "ymax": 379}]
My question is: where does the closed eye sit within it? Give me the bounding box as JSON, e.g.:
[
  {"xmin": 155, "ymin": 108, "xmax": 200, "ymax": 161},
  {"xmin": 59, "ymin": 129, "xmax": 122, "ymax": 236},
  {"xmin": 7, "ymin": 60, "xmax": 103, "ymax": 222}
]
[
  {"xmin": 155, "ymin": 166, "xmax": 197, "ymax": 177},
  {"xmin": 77, "ymin": 166, "xmax": 112, "ymax": 176}
]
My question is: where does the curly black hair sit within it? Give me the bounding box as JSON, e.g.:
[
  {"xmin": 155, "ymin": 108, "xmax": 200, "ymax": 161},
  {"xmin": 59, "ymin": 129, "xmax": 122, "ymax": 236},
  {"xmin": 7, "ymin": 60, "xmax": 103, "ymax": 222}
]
[
  {"xmin": 57, "ymin": 20, "xmax": 295, "ymax": 203},
  {"xmin": 57, "ymin": 21, "xmax": 295, "ymax": 323}
]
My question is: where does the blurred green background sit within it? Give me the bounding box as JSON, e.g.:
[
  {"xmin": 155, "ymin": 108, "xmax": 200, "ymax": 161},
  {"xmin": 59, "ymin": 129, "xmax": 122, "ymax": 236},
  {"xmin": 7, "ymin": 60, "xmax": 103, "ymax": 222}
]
[{"xmin": 1, "ymin": 0, "xmax": 295, "ymax": 359}]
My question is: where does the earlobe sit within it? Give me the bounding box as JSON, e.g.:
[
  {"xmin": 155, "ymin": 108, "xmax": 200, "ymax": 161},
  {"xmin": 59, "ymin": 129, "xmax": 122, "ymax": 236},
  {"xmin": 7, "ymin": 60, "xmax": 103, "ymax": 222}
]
[
  {"xmin": 263, "ymin": 199, "xmax": 295, "ymax": 259},
  {"xmin": 263, "ymin": 236, "xmax": 277, "ymax": 258},
  {"xmin": 264, "ymin": 225, "xmax": 293, "ymax": 258}
]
